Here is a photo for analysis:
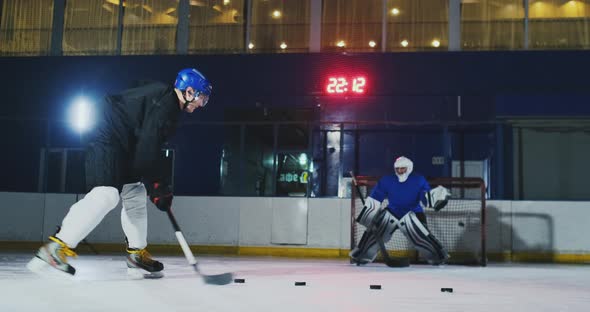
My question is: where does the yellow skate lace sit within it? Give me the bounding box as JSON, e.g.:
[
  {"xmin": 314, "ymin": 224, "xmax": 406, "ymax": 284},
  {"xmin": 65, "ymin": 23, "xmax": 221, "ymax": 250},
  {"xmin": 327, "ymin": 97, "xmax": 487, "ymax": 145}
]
[
  {"xmin": 48, "ymin": 236, "xmax": 78, "ymax": 262},
  {"xmin": 127, "ymin": 248, "xmax": 155, "ymax": 264}
]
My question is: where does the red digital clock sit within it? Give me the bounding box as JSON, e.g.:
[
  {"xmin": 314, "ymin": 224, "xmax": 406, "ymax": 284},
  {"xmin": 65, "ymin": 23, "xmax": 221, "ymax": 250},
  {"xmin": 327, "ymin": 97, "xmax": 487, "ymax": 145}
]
[{"xmin": 325, "ymin": 75, "xmax": 367, "ymax": 95}]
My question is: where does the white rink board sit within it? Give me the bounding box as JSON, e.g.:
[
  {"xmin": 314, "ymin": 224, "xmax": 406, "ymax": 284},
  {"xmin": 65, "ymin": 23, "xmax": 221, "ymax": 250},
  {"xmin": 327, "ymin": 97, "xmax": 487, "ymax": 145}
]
[
  {"xmin": 485, "ymin": 200, "xmax": 513, "ymax": 254},
  {"xmin": 238, "ymin": 197, "xmax": 273, "ymax": 246},
  {"xmin": 0, "ymin": 192, "xmax": 45, "ymax": 241},
  {"xmin": 1, "ymin": 192, "xmax": 590, "ymax": 254},
  {"xmin": 307, "ymin": 198, "xmax": 345, "ymax": 247},
  {"xmin": 511, "ymin": 201, "xmax": 590, "ymax": 252},
  {"xmin": 41, "ymin": 194, "xmax": 78, "ymax": 239}
]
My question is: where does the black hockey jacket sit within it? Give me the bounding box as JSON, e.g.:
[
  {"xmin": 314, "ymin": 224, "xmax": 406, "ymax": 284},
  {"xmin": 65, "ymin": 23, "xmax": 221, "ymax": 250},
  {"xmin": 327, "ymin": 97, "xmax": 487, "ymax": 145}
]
[{"xmin": 92, "ymin": 81, "xmax": 181, "ymax": 184}]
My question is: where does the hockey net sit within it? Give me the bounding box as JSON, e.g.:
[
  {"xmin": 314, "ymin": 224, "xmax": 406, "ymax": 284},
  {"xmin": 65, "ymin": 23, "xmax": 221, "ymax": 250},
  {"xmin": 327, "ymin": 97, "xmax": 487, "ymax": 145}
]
[{"xmin": 351, "ymin": 176, "xmax": 487, "ymax": 266}]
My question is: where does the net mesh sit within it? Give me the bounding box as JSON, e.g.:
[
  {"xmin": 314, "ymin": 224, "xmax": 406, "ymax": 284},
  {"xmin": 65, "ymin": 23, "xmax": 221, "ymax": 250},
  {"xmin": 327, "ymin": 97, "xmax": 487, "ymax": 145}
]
[{"xmin": 351, "ymin": 176, "xmax": 486, "ymax": 266}]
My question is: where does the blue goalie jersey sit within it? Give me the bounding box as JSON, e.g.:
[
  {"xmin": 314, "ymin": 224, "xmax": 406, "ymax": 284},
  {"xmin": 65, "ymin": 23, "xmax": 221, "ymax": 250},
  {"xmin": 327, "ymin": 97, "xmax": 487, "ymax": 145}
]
[{"xmin": 369, "ymin": 173, "xmax": 431, "ymax": 219}]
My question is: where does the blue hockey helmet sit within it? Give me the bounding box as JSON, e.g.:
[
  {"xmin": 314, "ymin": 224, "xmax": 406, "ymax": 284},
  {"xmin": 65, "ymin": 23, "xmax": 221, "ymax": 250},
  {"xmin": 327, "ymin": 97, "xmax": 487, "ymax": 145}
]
[{"xmin": 174, "ymin": 68, "xmax": 212, "ymax": 96}]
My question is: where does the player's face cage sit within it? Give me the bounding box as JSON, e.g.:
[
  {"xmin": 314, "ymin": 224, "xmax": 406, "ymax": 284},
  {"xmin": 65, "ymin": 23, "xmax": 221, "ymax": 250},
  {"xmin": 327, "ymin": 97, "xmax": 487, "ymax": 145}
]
[{"xmin": 186, "ymin": 89, "xmax": 209, "ymax": 107}]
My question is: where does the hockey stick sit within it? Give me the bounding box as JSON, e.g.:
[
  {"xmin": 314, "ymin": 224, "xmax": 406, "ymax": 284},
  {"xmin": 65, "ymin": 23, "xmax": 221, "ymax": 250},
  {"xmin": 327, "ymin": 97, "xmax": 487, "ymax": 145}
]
[
  {"xmin": 350, "ymin": 172, "xmax": 410, "ymax": 268},
  {"xmin": 165, "ymin": 208, "xmax": 234, "ymax": 285}
]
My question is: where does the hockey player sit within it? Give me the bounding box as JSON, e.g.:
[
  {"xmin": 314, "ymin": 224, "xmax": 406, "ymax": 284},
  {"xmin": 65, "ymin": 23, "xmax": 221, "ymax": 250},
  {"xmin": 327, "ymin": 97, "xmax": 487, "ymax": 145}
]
[
  {"xmin": 350, "ymin": 156, "xmax": 451, "ymax": 265},
  {"xmin": 27, "ymin": 68, "xmax": 212, "ymax": 278}
]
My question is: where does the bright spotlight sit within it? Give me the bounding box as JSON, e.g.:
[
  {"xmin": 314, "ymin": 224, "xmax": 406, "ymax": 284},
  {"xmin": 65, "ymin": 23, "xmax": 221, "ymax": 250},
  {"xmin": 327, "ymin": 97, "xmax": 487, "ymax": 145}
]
[{"xmin": 69, "ymin": 96, "xmax": 95, "ymax": 134}]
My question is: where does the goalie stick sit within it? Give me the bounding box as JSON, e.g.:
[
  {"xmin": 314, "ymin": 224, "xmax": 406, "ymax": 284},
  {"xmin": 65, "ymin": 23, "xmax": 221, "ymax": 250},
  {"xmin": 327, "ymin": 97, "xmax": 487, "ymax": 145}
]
[
  {"xmin": 165, "ymin": 208, "xmax": 234, "ymax": 285},
  {"xmin": 350, "ymin": 172, "xmax": 410, "ymax": 268}
]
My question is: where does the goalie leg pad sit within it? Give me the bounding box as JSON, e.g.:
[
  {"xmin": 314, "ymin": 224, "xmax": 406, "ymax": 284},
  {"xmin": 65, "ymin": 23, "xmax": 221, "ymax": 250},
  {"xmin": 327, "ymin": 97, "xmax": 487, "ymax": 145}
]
[
  {"xmin": 350, "ymin": 209, "xmax": 400, "ymax": 264},
  {"xmin": 355, "ymin": 196, "xmax": 382, "ymax": 228},
  {"xmin": 399, "ymin": 212, "xmax": 449, "ymax": 265},
  {"xmin": 350, "ymin": 231, "xmax": 380, "ymax": 264},
  {"xmin": 373, "ymin": 209, "xmax": 399, "ymax": 242}
]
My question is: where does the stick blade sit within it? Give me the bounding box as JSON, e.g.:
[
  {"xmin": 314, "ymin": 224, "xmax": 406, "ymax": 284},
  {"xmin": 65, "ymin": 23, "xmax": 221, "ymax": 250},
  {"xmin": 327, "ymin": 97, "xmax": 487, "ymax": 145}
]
[
  {"xmin": 193, "ymin": 264, "xmax": 234, "ymax": 285},
  {"xmin": 384, "ymin": 257, "xmax": 410, "ymax": 268}
]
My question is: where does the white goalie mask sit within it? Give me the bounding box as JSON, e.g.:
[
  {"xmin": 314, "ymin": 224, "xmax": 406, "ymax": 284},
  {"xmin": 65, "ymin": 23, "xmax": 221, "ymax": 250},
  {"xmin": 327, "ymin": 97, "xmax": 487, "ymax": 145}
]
[{"xmin": 394, "ymin": 156, "xmax": 413, "ymax": 183}]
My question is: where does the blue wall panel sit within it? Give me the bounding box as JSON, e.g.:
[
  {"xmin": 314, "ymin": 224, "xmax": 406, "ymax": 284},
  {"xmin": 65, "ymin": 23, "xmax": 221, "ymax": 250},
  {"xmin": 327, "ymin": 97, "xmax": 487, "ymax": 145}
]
[{"xmin": 1, "ymin": 51, "xmax": 589, "ymax": 195}]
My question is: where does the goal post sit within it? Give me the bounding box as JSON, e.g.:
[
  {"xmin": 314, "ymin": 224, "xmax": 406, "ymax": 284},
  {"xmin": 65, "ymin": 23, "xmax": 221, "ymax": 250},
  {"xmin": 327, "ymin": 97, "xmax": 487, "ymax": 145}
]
[{"xmin": 350, "ymin": 176, "xmax": 487, "ymax": 266}]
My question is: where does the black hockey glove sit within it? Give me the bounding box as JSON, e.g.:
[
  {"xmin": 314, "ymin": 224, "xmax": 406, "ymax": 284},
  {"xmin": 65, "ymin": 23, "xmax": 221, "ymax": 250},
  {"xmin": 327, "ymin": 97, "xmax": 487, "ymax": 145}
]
[{"xmin": 149, "ymin": 182, "xmax": 173, "ymax": 212}]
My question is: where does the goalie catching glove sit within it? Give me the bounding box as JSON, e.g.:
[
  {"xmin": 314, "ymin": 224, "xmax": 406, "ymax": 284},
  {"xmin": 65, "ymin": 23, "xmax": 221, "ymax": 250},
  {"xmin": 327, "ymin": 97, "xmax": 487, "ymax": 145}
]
[
  {"xmin": 148, "ymin": 182, "xmax": 173, "ymax": 211},
  {"xmin": 422, "ymin": 185, "xmax": 451, "ymax": 212}
]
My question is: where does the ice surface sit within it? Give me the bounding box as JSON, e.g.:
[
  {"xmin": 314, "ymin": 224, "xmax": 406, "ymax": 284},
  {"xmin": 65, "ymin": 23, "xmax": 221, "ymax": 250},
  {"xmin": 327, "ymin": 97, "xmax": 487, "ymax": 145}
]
[{"xmin": 1, "ymin": 253, "xmax": 589, "ymax": 312}]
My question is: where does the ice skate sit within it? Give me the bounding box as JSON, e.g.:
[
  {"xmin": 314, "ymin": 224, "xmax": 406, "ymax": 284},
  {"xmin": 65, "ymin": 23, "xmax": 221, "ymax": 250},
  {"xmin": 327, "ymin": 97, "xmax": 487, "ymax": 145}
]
[
  {"xmin": 126, "ymin": 248, "xmax": 164, "ymax": 279},
  {"xmin": 349, "ymin": 247, "xmax": 371, "ymax": 266},
  {"xmin": 427, "ymin": 252, "xmax": 450, "ymax": 265},
  {"xmin": 26, "ymin": 236, "xmax": 77, "ymax": 276}
]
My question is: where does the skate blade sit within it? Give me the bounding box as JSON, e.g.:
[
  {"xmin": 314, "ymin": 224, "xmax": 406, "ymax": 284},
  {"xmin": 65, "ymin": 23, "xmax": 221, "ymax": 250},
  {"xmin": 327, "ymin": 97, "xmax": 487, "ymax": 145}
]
[
  {"xmin": 127, "ymin": 268, "xmax": 164, "ymax": 280},
  {"xmin": 351, "ymin": 258, "xmax": 370, "ymax": 266},
  {"xmin": 26, "ymin": 257, "xmax": 75, "ymax": 280}
]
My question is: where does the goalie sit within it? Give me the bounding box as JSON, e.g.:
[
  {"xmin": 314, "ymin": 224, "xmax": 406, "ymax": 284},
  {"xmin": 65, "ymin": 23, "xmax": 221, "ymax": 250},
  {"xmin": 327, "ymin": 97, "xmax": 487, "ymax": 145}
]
[{"xmin": 350, "ymin": 156, "xmax": 451, "ymax": 266}]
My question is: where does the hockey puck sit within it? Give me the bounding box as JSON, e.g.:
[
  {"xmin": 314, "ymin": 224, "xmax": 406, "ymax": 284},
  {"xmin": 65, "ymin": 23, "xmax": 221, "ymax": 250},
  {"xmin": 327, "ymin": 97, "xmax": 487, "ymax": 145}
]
[
  {"xmin": 441, "ymin": 288, "xmax": 453, "ymax": 293},
  {"xmin": 295, "ymin": 281, "xmax": 306, "ymax": 286},
  {"xmin": 458, "ymin": 221, "xmax": 465, "ymax": 227},
  {"xmin": 234, "ymin": 278, "xmax": 245, "ymax": 283},
  {"xmin": 369, "ymin": 285, "xmax": 382, "ymax": 290}
]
